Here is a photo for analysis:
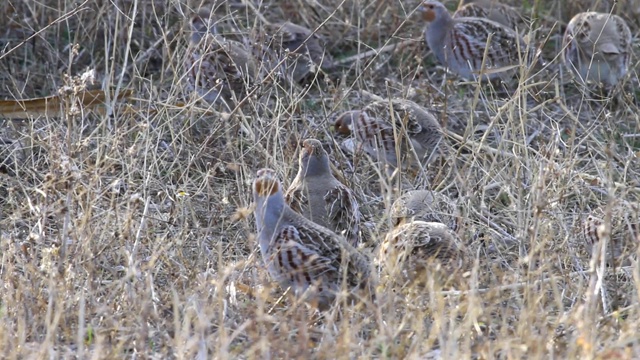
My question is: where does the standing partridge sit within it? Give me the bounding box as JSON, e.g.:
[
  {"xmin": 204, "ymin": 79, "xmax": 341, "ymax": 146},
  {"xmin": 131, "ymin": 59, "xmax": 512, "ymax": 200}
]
[
  {"xmin": 333, "ymin": 98, "xmax": 445, "ymax": 171},
  {"xmin": 285, "ymin": 139, "xmax": 362, "ymax": 246},
  {"xmin": 184, "ymin": 7, "xmax": 259, "ymax": 108},
  {"xmin": 253, "ymin": 168, "xmax": 373, "ymax": 310},
  {"xmin": 563, "ymin": 12, "xmax": 632, "ymax": 87},
  {"xmin": 420, "ymin": 0, "xmax": 537, "ymax": 81}
]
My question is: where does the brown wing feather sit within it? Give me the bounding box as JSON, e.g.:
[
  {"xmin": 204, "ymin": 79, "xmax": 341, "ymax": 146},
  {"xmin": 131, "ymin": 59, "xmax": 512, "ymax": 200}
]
[
  {"xmin": 284, "ymin": 185, "xmax": 306, "ymax": 214},
  {"xmin": 324, "ymin": 186, "xmax": 360, "ymax": 245},
  {"xmin": 271, "ymin": 226, "xmax": 337, "ymax": 284}
]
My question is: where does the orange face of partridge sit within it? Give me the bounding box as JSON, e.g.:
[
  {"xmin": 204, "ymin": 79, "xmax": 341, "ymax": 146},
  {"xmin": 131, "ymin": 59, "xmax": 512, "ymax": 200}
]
[
  {"xmin": 333, "ymin": 111, "xmax": 358, "ymax": 135},
  {"xmin": 420, "ymin": 2, "xmax": 437, "ymax": 22},
  {"xmin": 254, "ymin": 169, "xmax": 281, "ymax": 197}
]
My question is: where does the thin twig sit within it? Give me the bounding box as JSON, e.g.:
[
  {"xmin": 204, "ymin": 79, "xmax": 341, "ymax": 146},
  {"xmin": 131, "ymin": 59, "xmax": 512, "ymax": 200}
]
[{"xmin": 335, "ymin": 40, "xmax": 415, "ymax": 66}]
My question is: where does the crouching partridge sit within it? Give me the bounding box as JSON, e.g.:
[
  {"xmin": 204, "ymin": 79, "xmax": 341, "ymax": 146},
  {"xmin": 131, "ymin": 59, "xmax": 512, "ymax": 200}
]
[
  {"xmin": 380, "ymin": 221, "xmax": 467, "ymax": 288},
  {"xmin": 184, "ymin": 7, "xmax": 259, "ymax": 108},
  {"xmin": 257, "ymin": 22, "xmax": 335, "ymax": 83},
  {"xmin": 563, "ymin": 12, "xmax": 632, "ymax": 87},
  {"xmin": 381, "ymin": 190, "xmax": 465, "ymax": 287},
  {"xmin": 253, "ymin": 168, "xmax": 373, "ymax": 310},
  {"xmin": 390, "ymin": 190, "xmax": 459, "ymax": 232},
  {"xmin": 333, "ymin": 98, "xmax": 445, "ymax": 172},
  {"xmin": 285, "ymin": 139, "xmax": 362, "ymax": 246}
]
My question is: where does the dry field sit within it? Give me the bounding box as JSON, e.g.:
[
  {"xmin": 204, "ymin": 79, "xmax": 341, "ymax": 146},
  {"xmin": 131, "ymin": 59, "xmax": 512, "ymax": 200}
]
[{"xmin": 1, "ymin": 0, "xmax": 640, "ymax": 358}]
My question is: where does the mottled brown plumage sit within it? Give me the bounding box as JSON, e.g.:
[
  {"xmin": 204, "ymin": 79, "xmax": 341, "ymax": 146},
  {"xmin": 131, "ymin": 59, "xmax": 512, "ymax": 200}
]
[
  {"xmin": 184, "ymin": 8, "xmax": 259, "ymax": 108},
  {"xmin": 333, "ymin": 98, "xmax": 444, "ymax": 171},
  {"xmin": 563, "ymin": 12, "xmax": 632, "ymax": 87},
  {"xmin": 455, "ymin": 0, "xmax": 525, "ymax": 31},
  {"xmin": 390, "ymin": 190, "xmax": 459, "ymax": 231},
  {"xmin": 580, "ymin": 200, "xmax": 640, "ymax": 267},
  {"xmin": 421, "ymin": 0, "xmax": 537, "ymax": 81},
  {"xmin": 255, "ymin": 22, "xmax": 334, "ymax": 83},
  {"xmin": 380, "ymin": 221, "xmax": 466, "ymax": 286}
]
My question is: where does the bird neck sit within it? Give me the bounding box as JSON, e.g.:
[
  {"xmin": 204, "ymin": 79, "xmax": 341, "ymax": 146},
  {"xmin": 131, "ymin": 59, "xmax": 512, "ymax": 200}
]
[
  {"xmin": 426, "ymin": 13, "xmax": 453, "ymax": 46},
  {"xmin": 301, "ymin": 157, "xmax": 331, "ymax": 178},
  {"xmin": 255, "ymin": 194, "xmax": 286, "ymax": 250}
]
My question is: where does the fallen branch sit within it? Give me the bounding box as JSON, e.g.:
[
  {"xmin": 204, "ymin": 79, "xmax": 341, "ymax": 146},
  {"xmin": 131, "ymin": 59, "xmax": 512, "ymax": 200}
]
[{"xmin": 0, "ymin": 89, "xmax": 133, "ymax": 119}]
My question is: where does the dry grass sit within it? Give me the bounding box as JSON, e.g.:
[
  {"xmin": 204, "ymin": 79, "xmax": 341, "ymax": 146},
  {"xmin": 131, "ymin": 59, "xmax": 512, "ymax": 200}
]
[{"xmin": 1, "ymin": 0, "xmax": 640, "ymax": 358}]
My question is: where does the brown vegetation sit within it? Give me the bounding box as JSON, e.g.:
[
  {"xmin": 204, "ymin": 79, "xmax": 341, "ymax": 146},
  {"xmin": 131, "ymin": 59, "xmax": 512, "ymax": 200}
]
[{"xmin": 1, "ymin": 0, "xmax": 639, "ymax": 358}]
